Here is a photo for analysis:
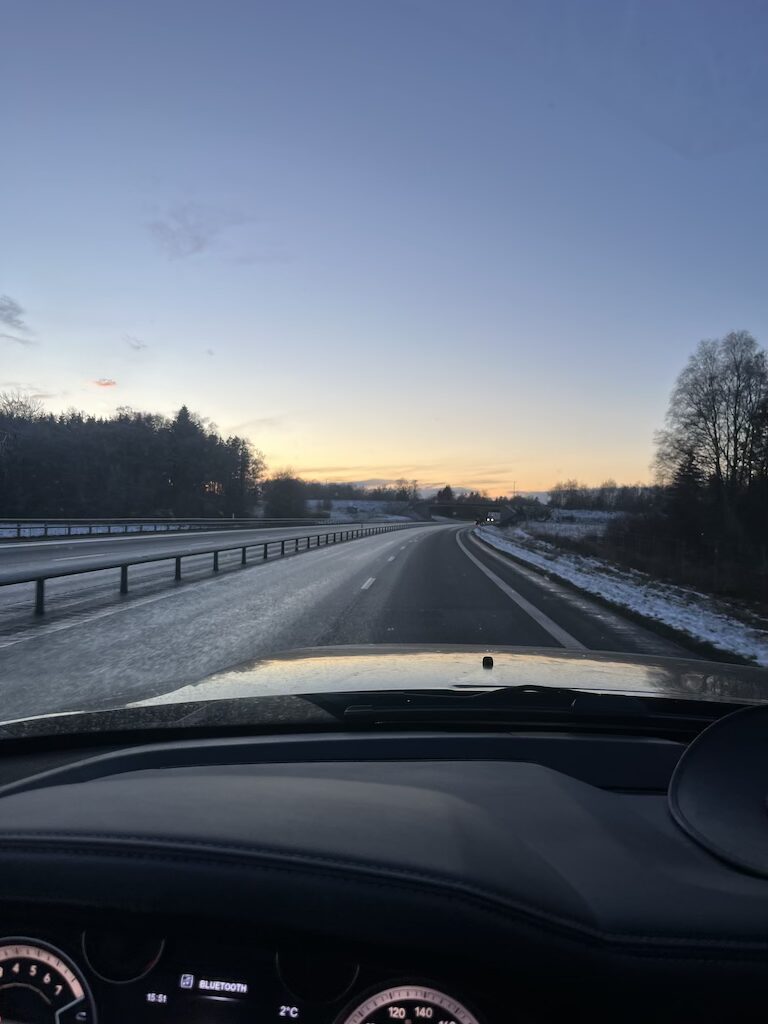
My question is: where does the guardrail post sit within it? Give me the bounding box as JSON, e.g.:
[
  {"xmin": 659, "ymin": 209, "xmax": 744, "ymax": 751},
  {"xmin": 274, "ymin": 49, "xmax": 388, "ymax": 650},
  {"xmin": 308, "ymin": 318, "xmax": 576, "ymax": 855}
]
[
  {"xmin": 281, "ymin": 540, "xmax": 285, "ymax": 557},
  {"xmin": 242, "ymin": 547, "xmax": 247, "ymax": 565},
  {"xmin": 35, "ymin": 579, "xmax": 45, "ymax": 615},
  {"xmin": 295, "ymin": 538, "xmax": 299, "ymax": 553},
  {"xmin": 175, "ymin": 556, "xmax": 182, "ymax": 581},
  {"xmin": 263, "ymin": 543, "xmax": 268, "ymax": 560},
  {"xmin": 213, "ymin": 551, "xmax": 219, "ymax": 572},
  {"xmin": 120, "ymin": 565, "xmax": 128, "ymax": 594}
]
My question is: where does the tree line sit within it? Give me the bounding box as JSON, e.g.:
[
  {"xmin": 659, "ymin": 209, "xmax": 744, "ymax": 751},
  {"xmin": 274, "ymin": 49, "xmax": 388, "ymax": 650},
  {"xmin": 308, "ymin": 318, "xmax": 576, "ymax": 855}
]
[
  {"xmin": 0, "ymin": 395, "xmax": 264, "ymax": 518},
  {"xmin": 548, "ymin": 481, "xmax": 662, "ymax": 513},
  {"xmin": 0, "ymin": 393, "xmax": 429, "ymax": 521}
]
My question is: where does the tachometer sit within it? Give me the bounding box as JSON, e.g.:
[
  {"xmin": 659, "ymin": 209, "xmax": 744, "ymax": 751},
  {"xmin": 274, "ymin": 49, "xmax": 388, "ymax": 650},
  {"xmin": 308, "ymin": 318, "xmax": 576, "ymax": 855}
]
[
  {"xmin": 336, "ymin": 984, "xmax": 480, "ymax": 1024},
  {"xmin": 0, "ymin": 938, "xmax": 96, "ymax": 1023}
]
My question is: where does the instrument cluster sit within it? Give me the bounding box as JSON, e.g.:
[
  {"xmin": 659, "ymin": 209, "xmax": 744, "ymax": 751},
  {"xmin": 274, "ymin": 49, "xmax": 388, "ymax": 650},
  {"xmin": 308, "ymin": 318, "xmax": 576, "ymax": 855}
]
[{"xmin": 0, "ymin": 926, "xmax": 488, "ymax": 1024}]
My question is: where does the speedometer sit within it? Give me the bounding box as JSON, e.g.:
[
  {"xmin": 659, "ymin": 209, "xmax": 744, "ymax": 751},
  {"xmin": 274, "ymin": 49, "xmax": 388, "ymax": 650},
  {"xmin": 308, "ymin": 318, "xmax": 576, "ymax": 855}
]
[
  {"xmin": 336, "ymin": 985, "xmax": 480, "ymax": 1024},
  {"xmin": 0, "ymin": 938, "xmax": 96, "ymax": 1023}
]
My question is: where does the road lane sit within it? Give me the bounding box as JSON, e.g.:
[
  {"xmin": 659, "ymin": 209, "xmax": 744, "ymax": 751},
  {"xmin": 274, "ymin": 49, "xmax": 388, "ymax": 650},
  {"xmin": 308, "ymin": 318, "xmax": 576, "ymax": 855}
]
[
  {"xmin": 315, "ymin": 525, "xmax": 688, "ymax": 657},
  {"xmin": 0, "ymin": 523, "xmax": 694, "ymax": 721}
]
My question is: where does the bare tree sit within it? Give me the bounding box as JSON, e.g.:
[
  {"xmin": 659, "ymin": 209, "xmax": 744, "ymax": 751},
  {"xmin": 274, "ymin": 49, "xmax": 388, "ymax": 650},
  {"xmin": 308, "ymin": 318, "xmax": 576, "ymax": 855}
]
[
  {"xmin": 0, "ymin": 390, "xmax": 45, "ymax": 420},
  {"xmin": 655, "ymin": 331, "xmax": 768, "ymax": 491}
]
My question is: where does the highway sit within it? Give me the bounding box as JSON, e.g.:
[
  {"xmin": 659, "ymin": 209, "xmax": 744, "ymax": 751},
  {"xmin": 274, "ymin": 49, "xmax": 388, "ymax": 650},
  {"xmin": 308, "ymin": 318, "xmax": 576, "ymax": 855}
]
[
  {"xmin": 0, "ymin": 523, "xmax": 359, "ymax": 580},
  {"xmin": 0, "ymin": 523, "xmax": 692, "ymax": 722}
]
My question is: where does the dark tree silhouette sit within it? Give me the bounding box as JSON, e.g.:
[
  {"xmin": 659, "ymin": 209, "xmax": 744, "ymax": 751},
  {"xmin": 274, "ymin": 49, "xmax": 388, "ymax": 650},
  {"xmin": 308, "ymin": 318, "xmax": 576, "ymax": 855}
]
[{"xmin": 0, "ymin": 398, "xmax": 265, "ymax": 518}]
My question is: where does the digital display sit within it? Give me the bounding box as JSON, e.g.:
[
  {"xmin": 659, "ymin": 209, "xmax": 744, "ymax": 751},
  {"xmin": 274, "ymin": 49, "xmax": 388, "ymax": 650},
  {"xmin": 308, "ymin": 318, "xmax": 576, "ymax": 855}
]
[
  {"xmin": 104, "ymin": 951, "xmax": 312, "ymax": 1024},
  {"xmin": 134, "ymin": 967, "xmax": 277, "ymax": 1022}
]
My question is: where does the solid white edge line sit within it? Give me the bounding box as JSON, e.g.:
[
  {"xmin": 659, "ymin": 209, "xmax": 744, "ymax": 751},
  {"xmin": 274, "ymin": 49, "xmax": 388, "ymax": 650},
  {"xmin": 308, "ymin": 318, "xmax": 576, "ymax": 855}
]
[{"xmin": 456, "ymin": 531, "xmax": 586, "ymax": 651}]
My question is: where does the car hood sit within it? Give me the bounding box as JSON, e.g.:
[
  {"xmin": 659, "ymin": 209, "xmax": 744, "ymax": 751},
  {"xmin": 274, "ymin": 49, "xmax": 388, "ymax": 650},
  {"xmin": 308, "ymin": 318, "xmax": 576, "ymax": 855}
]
[
  {"xmin": 129, "ymin": 644, "xmax": 768, "ymax": 705},
  {"xmin": 2, "ymin": 645, "xmax": 767, "ymax": 741}
]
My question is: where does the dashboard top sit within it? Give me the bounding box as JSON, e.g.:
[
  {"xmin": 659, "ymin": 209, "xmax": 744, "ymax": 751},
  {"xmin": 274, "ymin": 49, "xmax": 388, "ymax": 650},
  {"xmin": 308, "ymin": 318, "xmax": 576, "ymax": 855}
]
[{"xmin": 0, "ymin": 718, "xmax": 766, "ymax": 1022}]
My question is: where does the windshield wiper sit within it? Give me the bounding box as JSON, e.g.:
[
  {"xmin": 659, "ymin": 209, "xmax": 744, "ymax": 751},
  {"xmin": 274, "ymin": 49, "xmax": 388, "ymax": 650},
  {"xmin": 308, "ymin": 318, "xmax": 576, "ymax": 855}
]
[{"xmin": 338, "ymin": 685, "xmax": 735, "ymax": 737}]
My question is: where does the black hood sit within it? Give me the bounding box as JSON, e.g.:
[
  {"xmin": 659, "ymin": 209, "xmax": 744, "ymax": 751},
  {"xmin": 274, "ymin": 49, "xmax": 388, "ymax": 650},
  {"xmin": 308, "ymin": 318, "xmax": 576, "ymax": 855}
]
[{"xmin": 1, "ymin": 645, "xmax": 767, "ymax": 742}]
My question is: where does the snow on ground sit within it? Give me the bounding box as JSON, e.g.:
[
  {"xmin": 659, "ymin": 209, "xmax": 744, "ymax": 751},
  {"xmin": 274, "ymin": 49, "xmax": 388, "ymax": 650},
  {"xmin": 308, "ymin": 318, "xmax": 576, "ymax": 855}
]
[
  {"xmin": 525, "ymin": 509, "xmax": 622, "ymax": 541},
  {"xmin": 324, "ymin": 499, "xmax": 413, "ymax": 522},
  {"xmin": 549, "ymin": 509, "xmax": 619, "ymax": 521},
  {"xmin": 475, "ymin": 525, "xmax": 768, "ymax": 667}
]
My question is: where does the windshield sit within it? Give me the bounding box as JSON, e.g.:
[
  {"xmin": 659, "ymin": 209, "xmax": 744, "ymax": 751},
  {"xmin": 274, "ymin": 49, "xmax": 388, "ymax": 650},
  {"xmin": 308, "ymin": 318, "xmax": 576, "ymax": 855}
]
[{"xmin": 2, "ymin": 0, "xmax": 768, "ymax": 725}]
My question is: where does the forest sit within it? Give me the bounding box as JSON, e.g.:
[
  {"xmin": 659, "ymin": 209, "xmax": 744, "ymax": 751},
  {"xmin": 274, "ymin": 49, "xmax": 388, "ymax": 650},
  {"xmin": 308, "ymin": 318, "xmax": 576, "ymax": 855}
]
[{"xmin": 0, "ymin": 399, "xmax": 263, "ymax": 518}]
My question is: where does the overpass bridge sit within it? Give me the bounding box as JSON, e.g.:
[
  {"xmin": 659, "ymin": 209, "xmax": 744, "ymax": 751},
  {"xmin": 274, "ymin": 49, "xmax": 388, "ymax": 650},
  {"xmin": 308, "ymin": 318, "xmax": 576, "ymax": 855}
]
[{"xmin": 414, "ymin": 502, "xmax": 509, "ymax": 523}]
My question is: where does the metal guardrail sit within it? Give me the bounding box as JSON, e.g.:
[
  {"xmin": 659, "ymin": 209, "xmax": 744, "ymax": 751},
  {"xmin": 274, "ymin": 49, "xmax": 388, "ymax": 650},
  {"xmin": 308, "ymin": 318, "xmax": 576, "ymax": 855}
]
[
  {"xmin": 0, "ymin": 517, "xmax": 349, "ymax": 540},
  {"xmin": 1, "ymin": 523, "xmax": 424, "ymax": 616}
]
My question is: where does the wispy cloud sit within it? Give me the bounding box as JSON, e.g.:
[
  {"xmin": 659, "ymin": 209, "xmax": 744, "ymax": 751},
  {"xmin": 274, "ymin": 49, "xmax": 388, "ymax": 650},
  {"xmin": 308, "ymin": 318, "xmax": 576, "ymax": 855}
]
[
  {"xmin": 205, "ymin": 348, "xmax": 215, "ymax": 356},
  {"xmin": 0, "ymin": 380, "xmax": 63, "ymax": 400},
  {"xmin": 0, "ymin": 295, "xmax": 38, "ymax": 346},
  {"xmin": 93, "ymin": 378, "xmax": 117, "ymax": 388},
  {"xmin": 0, "ymin": 332, "xmax": 36, "ymax": 347},
  {"xmin": 228, "ymin": 415, "xmax": 284, "ymax": 432},
  {"xmin": 297, "ymin": 463, "xmax": 441, "ymax": 476},
  {"xmin": 0, "ymin": 295, "xmax": 28, "ymax": 332},
  {"xmin": 148, "ymin": 203, "xmax": 253, "ymax": 260},
  {"xmin": 124, "ymin": 334, "xmax": 147, "ymax": 351}
]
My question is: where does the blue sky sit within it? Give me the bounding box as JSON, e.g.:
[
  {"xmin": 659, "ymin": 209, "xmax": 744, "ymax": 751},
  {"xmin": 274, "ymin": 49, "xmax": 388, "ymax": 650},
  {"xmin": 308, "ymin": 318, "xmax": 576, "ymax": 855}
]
[{"xmin": 3, "ymin": 0, "xmax": 768, "ymax": 492}]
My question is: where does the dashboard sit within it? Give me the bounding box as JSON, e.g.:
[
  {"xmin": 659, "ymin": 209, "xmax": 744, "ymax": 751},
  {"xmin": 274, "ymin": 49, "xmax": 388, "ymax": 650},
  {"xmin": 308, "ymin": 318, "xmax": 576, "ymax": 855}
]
[{"xmin": 0, "ymin": 722, "xmax": 767, "ymax": 1022}]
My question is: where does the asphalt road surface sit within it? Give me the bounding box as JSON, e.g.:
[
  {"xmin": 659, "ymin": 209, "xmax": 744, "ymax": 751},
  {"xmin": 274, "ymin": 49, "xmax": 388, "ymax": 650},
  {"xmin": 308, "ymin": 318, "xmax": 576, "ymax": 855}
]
[{"xmin": 0, "ymin": 523, "xmax": 694, "ymax": 721}]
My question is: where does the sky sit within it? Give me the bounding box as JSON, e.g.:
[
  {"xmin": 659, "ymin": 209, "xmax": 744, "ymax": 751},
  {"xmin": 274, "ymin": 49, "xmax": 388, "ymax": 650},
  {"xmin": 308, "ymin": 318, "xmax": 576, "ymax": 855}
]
[{"xmin": 3, "ymin": 0, "xmax": 768, "ymax": 494}]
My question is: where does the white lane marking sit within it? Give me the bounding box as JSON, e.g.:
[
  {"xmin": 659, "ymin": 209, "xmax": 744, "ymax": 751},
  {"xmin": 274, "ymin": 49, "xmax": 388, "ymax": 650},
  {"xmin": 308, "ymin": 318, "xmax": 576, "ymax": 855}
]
[
  {"xmin": 387, "ymin": 556, "xmax": 396, "ymax": 562},
  {"xmin": 360, "ymin": 577, "xmax": 376, "ymax": 590},
  {"xmin": 455, "ymin": 532, "xmax": 586, "ymax": 651}
]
